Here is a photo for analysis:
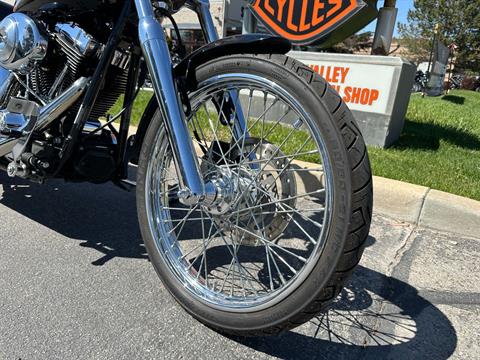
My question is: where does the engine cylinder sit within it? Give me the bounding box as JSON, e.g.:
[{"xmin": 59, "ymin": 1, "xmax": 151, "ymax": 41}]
[{"xmin": 0, "ymin": 13, "xmax": 48, "ymax": 73}]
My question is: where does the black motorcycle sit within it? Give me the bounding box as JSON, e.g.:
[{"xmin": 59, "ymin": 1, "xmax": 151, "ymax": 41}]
[
  {"xmin": 412, "ymin": 70, "xmax": 429, "ymax": 93},
  {"xmin": 0, "ymin": 0, "xmax": 372, "ymax": 336}
]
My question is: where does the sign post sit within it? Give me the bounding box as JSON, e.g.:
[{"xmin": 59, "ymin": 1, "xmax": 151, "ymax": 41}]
[
  {"xmin": 371, "ymin": 0, "xmax": 398, "ymax": 55},
  {"xmin": 426, "ymin": 40, "xmax": 450, "ymax": 96},
  {"xmin": 242, "ymin": 5, "xmax": 257, "ymax": 34}
]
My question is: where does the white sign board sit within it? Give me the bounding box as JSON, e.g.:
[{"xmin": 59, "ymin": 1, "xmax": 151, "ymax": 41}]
[{"xmin": 290, "ymin": 53, "xmax": 396, "ymax": 115}]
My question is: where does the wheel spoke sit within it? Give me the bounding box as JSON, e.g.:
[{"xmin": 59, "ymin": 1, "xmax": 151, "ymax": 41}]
[{"xmin": 145, "ymin": 77, "xmax": 333, "ymax": 310}]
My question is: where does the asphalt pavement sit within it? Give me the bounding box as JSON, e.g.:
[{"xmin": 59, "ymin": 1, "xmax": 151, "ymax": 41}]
[{"xmin": 0, "ymin": 173, "xmax": 479, "ymax": 359}]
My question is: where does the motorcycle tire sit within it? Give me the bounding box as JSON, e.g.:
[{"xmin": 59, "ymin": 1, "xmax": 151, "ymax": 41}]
[{"xmin": 136, "ymin": 54, "xmax": 373, "ymax": 336}]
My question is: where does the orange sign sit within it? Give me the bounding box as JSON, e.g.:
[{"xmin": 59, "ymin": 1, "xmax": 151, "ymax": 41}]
[{"xmin": 250, "ymin": 0, "xmax": 366, "ymax": 45}]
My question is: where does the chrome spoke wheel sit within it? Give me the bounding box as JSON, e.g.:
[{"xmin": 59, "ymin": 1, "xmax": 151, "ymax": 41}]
[{"xmin": 145, "ymin": 73, "xmax": 334, "ymax": 312}]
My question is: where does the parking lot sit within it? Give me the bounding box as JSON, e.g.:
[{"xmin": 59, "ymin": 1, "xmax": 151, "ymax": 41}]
[{"xmin": 1, "ymin": 174, "xmax": 478, "ymax": 359}]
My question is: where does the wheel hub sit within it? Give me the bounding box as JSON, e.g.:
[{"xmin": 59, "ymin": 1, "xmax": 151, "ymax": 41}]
[
  {"xmin": 198, "ymin": 142, "xmax": 298, "ymax": 246},
  {"xmin": 203, "ymin": 165, "xmax": 258, "ymax": 216}
]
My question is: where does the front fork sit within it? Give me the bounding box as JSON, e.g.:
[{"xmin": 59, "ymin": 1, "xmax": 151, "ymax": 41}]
[
  {"xmin": 190, "ymin": 0, "xmax": 250, "ymax": 143},
  {"xmin": 134, "ymin": 0, "xmax": 209, "ymax": 205},
  {"xmin": 134, "ymin": 0, "xmax": 251, "ymax": 205}
]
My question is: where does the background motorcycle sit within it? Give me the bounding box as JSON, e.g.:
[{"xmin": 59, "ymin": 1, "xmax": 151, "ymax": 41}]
[
  {"xmin": 412, "ymin": 70, "xmax": 429, "ymax": 93},
  {"xmin": 0, "ymin": 0, "xmax": 372, "ymax": 336}
]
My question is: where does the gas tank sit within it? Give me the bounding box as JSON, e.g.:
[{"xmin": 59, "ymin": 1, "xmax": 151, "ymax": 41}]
[{"xmin": 14, "ymin": 0, "xmax": 101, "ymax": 13}]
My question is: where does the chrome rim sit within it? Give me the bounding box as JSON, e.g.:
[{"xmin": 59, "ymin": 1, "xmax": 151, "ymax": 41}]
[{"xmin": 145, "ymin": 73, "xmax": 334, "ymax": 312}]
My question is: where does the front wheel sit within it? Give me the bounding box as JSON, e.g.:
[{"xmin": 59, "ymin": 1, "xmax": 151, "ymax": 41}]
[{"xmin": 136, "ymin": 55, "xmax": 373, "ymax": 336}]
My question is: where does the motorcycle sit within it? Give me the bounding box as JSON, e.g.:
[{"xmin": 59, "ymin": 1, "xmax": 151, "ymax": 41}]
[
  {"xmin": 473, "ymin": 76, "xmax": 480, "ymax": 92},
  {"xmin": 0, "ymin": 0, "xmax": 372, "ymax": 336},
  {"xmin": 448, "ymin": 74, "xmax": 464, "ymax": 90},
  {"xmin": 412, "ymin": 70, "xmax": 429, "ymax": 93}
]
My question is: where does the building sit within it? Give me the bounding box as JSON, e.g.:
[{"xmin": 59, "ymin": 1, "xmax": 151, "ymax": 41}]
[{"xmin": 167, "ymin": 0, "xmax": 254, "ymax": 53}]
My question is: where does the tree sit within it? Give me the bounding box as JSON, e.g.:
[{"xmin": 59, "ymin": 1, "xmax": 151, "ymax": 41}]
[{"xmin": 398, "ymin": 0, "xmax": 480, "ymax": 72}]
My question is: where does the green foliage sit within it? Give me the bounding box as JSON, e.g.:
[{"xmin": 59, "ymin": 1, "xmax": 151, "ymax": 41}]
[
  {"xmin": 398, "ymin": 0, "xmax": 480, "ymax": 72},
  {"xmin": 369, "ymin": 90, "xmax": 480, "ymax": 200},
  {"xmin": 326, "ymin": 31, "xmax": 374, "ymax": 54},
  {"xmin": 110, "ymin": 90, "xmax": 154, "ymax": 126}
]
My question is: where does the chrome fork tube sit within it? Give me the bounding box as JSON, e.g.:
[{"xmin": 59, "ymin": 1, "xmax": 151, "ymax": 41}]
[
  {"xmin": 189, "ymin": 0, "xmax": 253, "ymax": 153},
  {"xmin": 134, "ymin": 0, "xmax": 208, "ymax": 204}
]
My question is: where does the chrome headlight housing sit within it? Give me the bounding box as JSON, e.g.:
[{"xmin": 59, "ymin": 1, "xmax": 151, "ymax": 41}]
[{"xmin": 0, "ymin": 13, "xmax": 48, "ymax": 74}]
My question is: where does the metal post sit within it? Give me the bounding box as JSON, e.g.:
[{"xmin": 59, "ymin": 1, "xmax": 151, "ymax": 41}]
[
  {"xmin": 372, "ymin": 0, "xmax": 398, "ymax": 56},
  {"xmin": 427, "ymin": 24, "xmax": 440, "ymax": 75},
  {"xmin": 242, "ymin": 5, "xmax": 257, "ymax": 34}
]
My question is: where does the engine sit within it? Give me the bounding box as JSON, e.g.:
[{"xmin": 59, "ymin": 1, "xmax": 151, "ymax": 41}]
[
  {"xmin": 34, "ymin": 22, "xmax": 130, "ymax": 120},
  {"xmin": 0, "ymin": 12, "xmax": 131, "ymax": 183}
]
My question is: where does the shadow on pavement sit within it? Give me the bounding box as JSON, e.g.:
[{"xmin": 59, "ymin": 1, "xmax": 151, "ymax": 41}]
[
  {"xmin": 233, "ymin": 265, "xmax": 457, "ymax": 359},
  {"xmin": 230, "ymin": 238, "xmax": 457, "ymax": 359},
  {"xmin": 0, "ymin": 175, "xmax": 458, "ymax": 359},
  {"xmin": 0, "ymin": 174, "xmax": 147, "ymax": 266}
]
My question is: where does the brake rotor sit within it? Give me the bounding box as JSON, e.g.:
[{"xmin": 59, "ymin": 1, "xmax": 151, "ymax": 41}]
[{"xmin": 232, "ymin": 141, "xmax": 297, "ymax": 246}]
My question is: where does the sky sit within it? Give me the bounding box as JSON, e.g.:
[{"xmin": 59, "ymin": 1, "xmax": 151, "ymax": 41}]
[{"xmin": 362, "ymin": 0, "xmax": 415, "ymax": 36}]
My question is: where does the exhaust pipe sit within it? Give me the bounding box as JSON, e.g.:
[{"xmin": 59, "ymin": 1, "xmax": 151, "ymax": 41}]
[
  {"xmin": 0, "ymin": 76, "xmax": 89, "ymax": 157},
  {"xmin": 36, "ymin": 77, "xmax": 89, "ymax": 131}
]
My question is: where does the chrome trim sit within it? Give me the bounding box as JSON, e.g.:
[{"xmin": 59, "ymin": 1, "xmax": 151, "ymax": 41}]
[
  {"xmin": 189, "ymin": 0, "xmax": 255, "ymax": 164},
  {"xmin": 0, "ymin": 77, "xmax": 89, "ymax": 157},
  {"xmin": 0, "ymin": 67, "xmax": 15, "ymax": 107},
  {"xmin": 35, "ymin": 77, "xmax": 89, "ymax": 132},
  {"xmin": 134, "ymin": 0, "xmax": 209, "ymax": 203},
  {"xmin": 186, "ymin": 0, "xmax": 218, "ymax": 42},
  {"xmin": 0, "ymin": 13, "xmax": 48, "ymax": 73},
  {"xmin": 0, "ymin": 111, "xmax": 26, "ymax": 132},
  {"xmin": 55, "ymin": 23, "xmax": 99, "ymax": 57}
]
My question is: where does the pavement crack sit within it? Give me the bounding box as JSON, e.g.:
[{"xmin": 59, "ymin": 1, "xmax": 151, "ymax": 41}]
[
  {"xmin": 416, "ymin": 188, "xmax": 431, "ymax": 225},
  {"xmin": 386, "ymin": 225, "xmax": 417, "ymax": 277},
  {"xmin": 359, "ymin": 223, "xmax": 418, "ymax": 352}
]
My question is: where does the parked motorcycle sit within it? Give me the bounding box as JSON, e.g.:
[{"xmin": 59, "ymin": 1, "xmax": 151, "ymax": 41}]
[
  {"xmin": 412, "ymin": 70, "xmax": 429, "ymax": 93},
  {"xmin": 0, "ymin": 0, "xmax": 372, "ymax": 336},
  {"xmin": 473, "ymin": 76, "xmax": 480, "ymax": 92},
  {"xmin": 449, "ymin": 74, "xmax": 465, "ymax": 90}
]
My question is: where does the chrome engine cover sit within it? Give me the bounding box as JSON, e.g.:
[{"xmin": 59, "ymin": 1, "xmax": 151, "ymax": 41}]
[
  {"xmin": 0, "ymin": 13, "xmax": 48, "ymax": 73},
  {"xmin": 55, "ymin": 23, "xmax": 100, "ymax": 57}
]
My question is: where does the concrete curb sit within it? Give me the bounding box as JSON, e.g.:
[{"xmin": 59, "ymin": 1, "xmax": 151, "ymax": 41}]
[
  {"xmin": 373, "ymin": 177, "xmax": 480, "ymax": 238},
  {"xmin": 123, "ymin": 124, "xmax": 479, "ymax": 238},
  {"xmin": 294, "ymin": 158, "xmax": 480, "ymax": 238}
]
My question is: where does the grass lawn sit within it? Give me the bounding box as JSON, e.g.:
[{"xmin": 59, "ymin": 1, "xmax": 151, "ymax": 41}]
[
  {"xmin": 368, "ymin": 90, "xmax": 480, "ymax": 201},
  {"xmin": 111, "ymin": 89, "xmax": 480, "ymax": 201}
]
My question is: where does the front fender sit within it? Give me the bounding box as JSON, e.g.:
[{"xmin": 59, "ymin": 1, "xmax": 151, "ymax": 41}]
[
  {"xmin": 131, "ymin": 34, "xmax": 291, "ymax": 164},
  {"xmin": 174, "ymin": 34, "xmax": 291, "ymax": 90}
]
